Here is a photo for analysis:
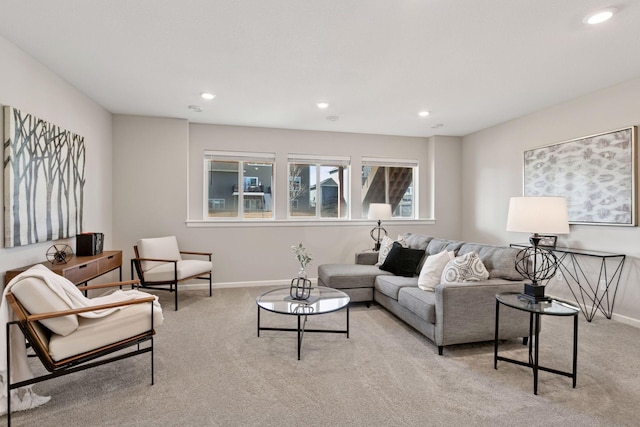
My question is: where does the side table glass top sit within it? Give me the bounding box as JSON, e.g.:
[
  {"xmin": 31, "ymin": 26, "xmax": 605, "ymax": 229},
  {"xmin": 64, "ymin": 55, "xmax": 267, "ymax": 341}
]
[
  {"xmin": 496, "ymin": 292, "xmax": 580, "ymax": 316},
  {"xmin": 257, "ymin": 286, "xmax": 350, "ymax": 315}
]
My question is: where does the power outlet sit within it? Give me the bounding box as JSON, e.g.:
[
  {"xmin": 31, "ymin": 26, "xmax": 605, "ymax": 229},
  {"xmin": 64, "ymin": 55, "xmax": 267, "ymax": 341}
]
[{"xmin": 556, "ymin": 271, "xmax": 564, "ymax": 281}]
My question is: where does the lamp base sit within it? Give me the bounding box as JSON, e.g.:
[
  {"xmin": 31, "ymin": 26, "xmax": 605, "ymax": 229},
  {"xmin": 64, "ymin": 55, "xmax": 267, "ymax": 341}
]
[{"xmin": 518, "ymin": 283, "xmax": 550, "ymax": 303}]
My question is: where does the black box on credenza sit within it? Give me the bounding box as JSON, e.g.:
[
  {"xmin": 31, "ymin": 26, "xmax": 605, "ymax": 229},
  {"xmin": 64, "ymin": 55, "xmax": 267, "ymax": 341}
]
[{"xmin": 76, "ymin": 233, "xmax": 104, "ymax": 256}]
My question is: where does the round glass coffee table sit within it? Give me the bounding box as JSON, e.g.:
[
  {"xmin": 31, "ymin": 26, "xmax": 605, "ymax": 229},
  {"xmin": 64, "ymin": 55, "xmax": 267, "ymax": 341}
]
[{"xmin": 256, "ymin": 286, "xmax": 350, "ymax": 360}]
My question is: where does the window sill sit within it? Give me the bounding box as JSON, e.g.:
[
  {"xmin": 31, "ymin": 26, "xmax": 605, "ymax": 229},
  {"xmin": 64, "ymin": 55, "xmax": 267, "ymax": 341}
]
[{"xmin": 185, "ymin": 218, "xmax": 436, "ymax": 228}]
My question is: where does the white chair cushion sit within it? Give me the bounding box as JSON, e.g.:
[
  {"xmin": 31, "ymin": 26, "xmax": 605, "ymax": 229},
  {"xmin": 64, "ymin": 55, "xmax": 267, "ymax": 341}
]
[
  {"xmin": 48, "ymin": 302, "xmax": 164, "ymax": 361},
  {"xmin": 10, "ymin": 277, "xmax": 78, "ymax": 336},
  {"xmin": 143, "ymin": 260, "xmax": 212, "ymax": 282},
  {"xmin": 137, "ymin": 236, "xmax": 182, "ymax": 272}
]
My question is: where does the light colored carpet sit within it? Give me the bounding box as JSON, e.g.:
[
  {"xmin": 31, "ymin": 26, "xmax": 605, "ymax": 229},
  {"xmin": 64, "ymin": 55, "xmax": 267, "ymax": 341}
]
[{"xmin": 6, "ymin": 286, "xmax": 640, "ymax": 426}]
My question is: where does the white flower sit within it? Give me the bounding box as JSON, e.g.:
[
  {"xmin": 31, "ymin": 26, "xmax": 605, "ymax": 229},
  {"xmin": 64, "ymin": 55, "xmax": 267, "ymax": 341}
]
[{"xmin": 291, "ymin": 242, "xmax": 312, "ymax": 268}]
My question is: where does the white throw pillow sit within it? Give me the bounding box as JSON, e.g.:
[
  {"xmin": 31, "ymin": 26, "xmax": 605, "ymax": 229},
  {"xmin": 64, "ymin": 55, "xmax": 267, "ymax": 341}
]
[
  {"xmin": 418, "ymin": 250, "xmax": 455, "ymax": 291},
  {"xmin": 441, "ymin": 251, "xmax": 490, "ymax": 283},
  {"xmin": 376, "ymin": 235, "xmax": 407, "ymax": 266}
]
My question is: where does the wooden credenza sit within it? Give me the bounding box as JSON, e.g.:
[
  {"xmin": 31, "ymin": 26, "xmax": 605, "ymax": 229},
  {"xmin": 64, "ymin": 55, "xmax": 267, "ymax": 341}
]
[{"xmin": 4, "ymin": 250, "xmax": 123, "ymax": 286}]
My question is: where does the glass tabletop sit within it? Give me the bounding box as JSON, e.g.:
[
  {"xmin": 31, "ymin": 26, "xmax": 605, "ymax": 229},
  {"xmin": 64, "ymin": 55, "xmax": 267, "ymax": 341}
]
[
  {"xmin": 496, "ymin": 292, "xmax": 580, "ymax": 316},
  {"xmin": 256, "ymin": 286, "xmax": 350, "ymax": 315}
]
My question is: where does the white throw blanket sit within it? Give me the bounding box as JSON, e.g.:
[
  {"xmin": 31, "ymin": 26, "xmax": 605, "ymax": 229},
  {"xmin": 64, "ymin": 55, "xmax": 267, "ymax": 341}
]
[{"xmin": 0, "ymin": 264, "xmax": 161, "ymax": 416}]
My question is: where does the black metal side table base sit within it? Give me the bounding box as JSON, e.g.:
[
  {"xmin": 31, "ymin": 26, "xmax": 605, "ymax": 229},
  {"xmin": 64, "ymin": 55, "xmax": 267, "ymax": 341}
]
[{"xmin": 494, "ymin": 293, "xmax": 579, "ymax": 395}]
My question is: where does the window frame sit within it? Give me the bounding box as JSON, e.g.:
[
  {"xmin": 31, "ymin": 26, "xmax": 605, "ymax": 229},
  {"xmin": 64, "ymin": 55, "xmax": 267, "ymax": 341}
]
[
  {"xmin": 287, "ymin": 154, "xmax": 351, "ymax": 220},
  {"xmin": 361, "ymin": 157, "xmax": 419, "ymax": 219},
  {"xmin": 203, "ymin": 150, "xmax": 276, "ymax": 221}
]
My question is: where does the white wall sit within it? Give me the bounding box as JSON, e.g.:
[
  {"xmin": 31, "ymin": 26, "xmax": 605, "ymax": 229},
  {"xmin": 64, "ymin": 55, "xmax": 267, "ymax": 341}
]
[
  {"xmin": 462, "ymin": 77, "xmax": 640, "ymax": 324},
  {"xmin": 0, "ymin": 36, "xmax": 114, "ymax": 282},
  {"xmin": 112, "ymin": 119, "xmax": 463, "ymax": 284}
]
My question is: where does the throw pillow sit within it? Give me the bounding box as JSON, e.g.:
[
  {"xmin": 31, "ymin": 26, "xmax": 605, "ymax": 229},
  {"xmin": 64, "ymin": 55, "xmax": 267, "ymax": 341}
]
[
  {"xmin": 441, "ymin": 251, "xmax": 490, "ymax": 283},
  {"xmin": 418, "ymin": 250, "xmax": 455, "ymax": 291},
  {"xmin": 376, "ymin": 234, "xmax": 407, "ymax": 266},
  {"xmin": 379, "ymin": 242, "xmax": 425, "ymax": 277}
]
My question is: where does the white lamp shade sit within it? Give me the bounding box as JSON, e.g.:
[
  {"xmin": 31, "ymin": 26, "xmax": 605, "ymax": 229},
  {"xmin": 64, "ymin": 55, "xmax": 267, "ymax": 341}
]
[
  {"xmin": 368, "ymin": 203, "xmax": 392, "ymax": 221},
  {"xmin": 506, "ymin": 197, "xmax": 570, "ymax": 234}
]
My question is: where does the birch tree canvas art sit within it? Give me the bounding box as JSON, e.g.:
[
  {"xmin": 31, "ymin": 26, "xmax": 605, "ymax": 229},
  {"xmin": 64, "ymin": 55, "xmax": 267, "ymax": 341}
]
[{"xmin": 3, "ymin": 106, "xmax": 86, "ymax": 247}]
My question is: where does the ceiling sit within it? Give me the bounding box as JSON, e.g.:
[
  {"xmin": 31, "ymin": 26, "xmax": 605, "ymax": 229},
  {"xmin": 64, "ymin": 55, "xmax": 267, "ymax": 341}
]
[{"xmin": 1, "ymin": 0, "xmax": 640, "ymax": 138}]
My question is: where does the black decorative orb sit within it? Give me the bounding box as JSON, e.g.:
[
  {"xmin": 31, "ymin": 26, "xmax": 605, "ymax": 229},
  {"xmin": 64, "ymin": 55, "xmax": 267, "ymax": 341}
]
[
  {"xmin": 514, "ymin": 247, "xmax": 558, "ymax": 284},
  {"xmin": 289, "ymin": 276, "xmax": 312, "ymax": 300},
  {"xmin": 46, "ymin": 244, "xmax": 74, "ymax": 265}
]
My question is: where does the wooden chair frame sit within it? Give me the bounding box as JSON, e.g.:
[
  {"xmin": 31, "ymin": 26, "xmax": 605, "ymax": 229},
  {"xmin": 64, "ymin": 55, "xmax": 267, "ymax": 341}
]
[
  {"xmin": 131, "ymin": 246, "xmax": 212, "ymax": 310},
  {"xmin": 4, "ymin": 280, "xmax": 156, "ymax": 426}
]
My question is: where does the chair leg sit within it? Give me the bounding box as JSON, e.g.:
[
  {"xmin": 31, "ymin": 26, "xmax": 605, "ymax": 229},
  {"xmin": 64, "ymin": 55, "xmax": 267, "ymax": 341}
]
[
  {"xmin": 174, "ymin": 283, "xmax": 178, "ymax": 311},
  {"xmin": 209, "ymin": 272, "xmax": 212, "ymax": 297}
]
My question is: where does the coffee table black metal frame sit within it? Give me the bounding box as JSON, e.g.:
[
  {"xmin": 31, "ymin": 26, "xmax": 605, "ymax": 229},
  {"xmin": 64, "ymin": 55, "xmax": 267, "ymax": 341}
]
[
  {"xmin": 494, "ymin": 292, "xmax": 580, "ymax": 395},
  {"xmin": 256, "ymin": 286, "xmax": 350, "ymax": 360}
]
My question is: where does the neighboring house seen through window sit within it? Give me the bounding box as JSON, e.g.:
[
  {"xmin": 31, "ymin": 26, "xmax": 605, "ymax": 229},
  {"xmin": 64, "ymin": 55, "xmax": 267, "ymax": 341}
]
[
  {"xmin": 288, "ymin": 155, "xmax": 350, "ymax": 219},
  {"xmin": 205, "ymin": 151, "xmax": 275, "ymax": 220}
]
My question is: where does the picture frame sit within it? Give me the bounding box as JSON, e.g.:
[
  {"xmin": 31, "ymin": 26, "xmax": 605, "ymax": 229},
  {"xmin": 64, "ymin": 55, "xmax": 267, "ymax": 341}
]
[
  {"xmin": 538, "ymin": 235, "xmax": 557, "ymax": 248},
  {"xmin": 523, "ymin": 126, "xmax": 637, "ymax": 226}
]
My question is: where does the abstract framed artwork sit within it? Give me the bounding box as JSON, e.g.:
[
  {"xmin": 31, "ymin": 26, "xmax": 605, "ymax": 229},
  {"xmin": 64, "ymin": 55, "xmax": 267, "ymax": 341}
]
[
  {"xmin": 523, "ymin": 126, "xmax": 637, "ymax": 226},
  {"xmin": 3, "ymin": 106, "xmax": 86, "ymax": 247}
]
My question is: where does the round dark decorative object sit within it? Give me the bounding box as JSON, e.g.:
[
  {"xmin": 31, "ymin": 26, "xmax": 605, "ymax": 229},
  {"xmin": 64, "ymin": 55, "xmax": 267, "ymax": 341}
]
[
  {"xmin": 46, "ymin": 244, "xmax": 74, "ymax": 265},
  {"xmin": 289, "ymin": 276, "xmax": 312, "ymax": 300},
  {"xmin": 514, "ymin": 246, "xmax": 558, "ymax": 284}
]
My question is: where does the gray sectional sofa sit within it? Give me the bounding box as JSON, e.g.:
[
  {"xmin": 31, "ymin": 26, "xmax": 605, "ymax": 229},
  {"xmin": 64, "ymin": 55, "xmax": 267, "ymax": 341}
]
[{"xmin": 317, "ymin": 233, "xmax": 530, "ymax": 355}]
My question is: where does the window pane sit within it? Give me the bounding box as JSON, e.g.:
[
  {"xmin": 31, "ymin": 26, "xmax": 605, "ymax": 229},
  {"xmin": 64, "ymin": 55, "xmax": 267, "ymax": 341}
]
[
  {"xmin": 243, "ymin": 162, "xmax": 274, "ymax": 219},
  {"xmin": 319, "ymin": 165, "xmax": 348, "ymax": 218},
  {"xmin": 207, "ymin": 160, "xmax": 239, "ymax": 218},
  {"xmin": 361, "ymin": 165, "xmax": 414, "ymax": 218},
  {"xmin": 289, "ymin": 163, "xmax": 314, "ymax": 217}
]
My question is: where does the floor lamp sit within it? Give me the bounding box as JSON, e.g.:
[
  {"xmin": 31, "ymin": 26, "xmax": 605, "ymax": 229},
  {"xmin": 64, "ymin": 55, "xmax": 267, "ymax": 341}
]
[
  {"xmin": 368, "ymin": 203, "xmax": 392, "ymax": 251},
  {"xmin": 506, "ymin": 196, "xmax": 570, "ymax": 302}
]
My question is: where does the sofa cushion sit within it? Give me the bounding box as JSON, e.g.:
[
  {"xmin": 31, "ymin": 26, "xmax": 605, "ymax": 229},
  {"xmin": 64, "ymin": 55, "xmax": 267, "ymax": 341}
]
[
  {"xmin": 401, "ymin": 233, "xmax": 433, "ymax": 250},
  {"xmin": 441, "ymin": 251, "xmax": 490, "ymax": 283},
  {"xmin": 458, "ymin": 243, "xmax": 523, "ymax": 281},
  {"xmin": 426, "ymin": 238, "xmax": 465, "ymax": 256},
  {"xmin": 418, "ymin": 250, "xmax": 455, "ymax": 291},
  {"xmin": 143, "ymin": 259, "xmax": 212, "ymax": 282},
  {"xmin": 398, "ymin": 287, "xmax": 436, "ymax": 324},
  {"xmin": 379, "ymin": 242, "xmax": 425, "ymax": 277},
  {"xmin": 375, "ymin": 275, "xmax": 418, "ymax": 301},
  {"xmin": 318, "ymin": 263, "xmax": 392, "ymax": 289},
  {"xmin": 376, "ymin": 235, "xmax": 407, "ymax": 266},
  {"xmin": 49, "ymin": 301, "xmax": 164, "ymax": 361},
  {"xmin": 137, "ymin": 236, "xmax": 183, "ymax": 272},
  {"xmin": 10, "ymin": 276, "xmax": 79, "ymax": 337}
]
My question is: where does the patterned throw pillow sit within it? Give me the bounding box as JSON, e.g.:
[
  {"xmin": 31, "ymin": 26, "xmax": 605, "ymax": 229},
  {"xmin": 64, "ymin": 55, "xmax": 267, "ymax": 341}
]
[
  {"xmin": 441, "ymin": 251, "xmax": 490, "ymax": 283},
  {"xmin": 376, "ymin": 235, "xmax": 407, "ymax": 266}
]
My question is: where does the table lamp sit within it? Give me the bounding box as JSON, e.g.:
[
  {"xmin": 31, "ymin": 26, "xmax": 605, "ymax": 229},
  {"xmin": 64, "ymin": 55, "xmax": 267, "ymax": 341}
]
[
  {"xmin": 368, "ymin": 203, "xmax": 392, "ymax": 251},
  {"xmin": 506, "ymin": 196, "xmax": 570, "ymax": 302}
]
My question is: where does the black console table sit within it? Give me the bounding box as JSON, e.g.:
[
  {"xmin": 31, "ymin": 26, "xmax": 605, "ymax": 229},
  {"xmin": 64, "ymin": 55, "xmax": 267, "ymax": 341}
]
[{"xmin": 511, "ymin": 244, "xmax": 625, "ymax": 322}]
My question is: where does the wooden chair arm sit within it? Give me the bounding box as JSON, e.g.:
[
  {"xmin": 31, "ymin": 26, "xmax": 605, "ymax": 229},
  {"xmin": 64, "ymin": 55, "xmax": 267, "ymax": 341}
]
[
  {"xmin": 132, "ymin": 257, "xmax": 178, "ymax": 263},
  {"xmin": 78, "ymin": 280, "xmax": 140, "ymax": 291},
  {"xmin": 26, "ymin": 296, "xmax": 156, "ymax": 322},
  {"xmin": 179, "ymin": 251, "xmax": 212, "ymax": 257}
]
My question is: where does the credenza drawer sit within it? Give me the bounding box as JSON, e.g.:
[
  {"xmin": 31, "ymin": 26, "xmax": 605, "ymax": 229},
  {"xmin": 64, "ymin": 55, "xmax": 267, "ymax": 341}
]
[
  {"xmin": 64, "ymin": 261, "xmax": 99, "ymax": 284},
  {"xmin": 98, "ymin": 252, "xmax": 122, "ymax": 273}
]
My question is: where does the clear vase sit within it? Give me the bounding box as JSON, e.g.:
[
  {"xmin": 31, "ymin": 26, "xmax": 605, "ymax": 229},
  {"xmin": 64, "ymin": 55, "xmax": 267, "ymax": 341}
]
[{"xmin": 298, "ymin": 266, "xmax": 307, "ymax": 279}]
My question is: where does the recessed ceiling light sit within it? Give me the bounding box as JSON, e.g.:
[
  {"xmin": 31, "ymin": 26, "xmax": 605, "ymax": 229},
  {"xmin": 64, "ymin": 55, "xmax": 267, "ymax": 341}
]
[
  {"xmin": 326, "ymin": 115, "xmax": 339, "ymax": 121},
  {"xmin": 188, "ymin": 105, "xmax": 203, "ymax": 112},
  {"xmin": 317, "ymin": 102, "xmax": 329, "ymax": 109},
  {"xmin": 418, "ymin": 111, "xmax": 430, "ymax": 117},
  {"xmin": 584, "ymin": 8, "xmax": 617, "ymax": 25},
  {"xmin": 201, "ymin": 92, "xmax": 216, "ymax": 100}
]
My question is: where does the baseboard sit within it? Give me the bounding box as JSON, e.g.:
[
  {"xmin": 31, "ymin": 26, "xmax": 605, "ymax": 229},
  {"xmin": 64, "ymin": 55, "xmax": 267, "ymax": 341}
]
[
  {"xmin": 179, "ymin": 277, "xmax": 318, "ymax": 290},
  {"xmin": 546, "ymin": 292, "xmax": 640, "ymax": 328}
]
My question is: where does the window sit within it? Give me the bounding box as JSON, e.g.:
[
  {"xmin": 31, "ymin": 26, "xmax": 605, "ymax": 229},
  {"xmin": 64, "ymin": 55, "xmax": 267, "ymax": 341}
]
[
  {"xmin": 288, "ymin": 155, "xmax": 350, "ymax": 219},
  {"xmin": 204, "ymin": 151, "xmax": 275, "ymax": 220},
  {"xmin": 361, "ymin": 158, "xmax": 418, "ymax": 219}
]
